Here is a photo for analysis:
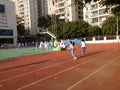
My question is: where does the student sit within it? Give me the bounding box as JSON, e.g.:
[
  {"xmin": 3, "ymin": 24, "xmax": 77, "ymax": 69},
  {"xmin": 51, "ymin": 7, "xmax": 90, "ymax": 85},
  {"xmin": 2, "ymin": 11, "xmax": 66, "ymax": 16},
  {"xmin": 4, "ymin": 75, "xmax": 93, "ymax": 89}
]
[
  {"xmin": 68, "ymin": 41, "xmax": 77, "ymax": 60},
  {"xmin": 4, "ymin": 43, "xmax": 8, "ymax": 49},
  {"xmin": 80, "ymin": 38, "xmax": 86, "ymax": 56},
  {"xmin": 35, "ymin": 40, "xmax": 39, "ymax": 50}
]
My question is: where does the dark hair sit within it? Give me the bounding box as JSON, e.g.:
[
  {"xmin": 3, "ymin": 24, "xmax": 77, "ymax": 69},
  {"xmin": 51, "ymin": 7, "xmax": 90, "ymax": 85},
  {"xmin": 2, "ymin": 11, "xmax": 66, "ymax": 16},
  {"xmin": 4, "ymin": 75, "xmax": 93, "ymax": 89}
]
[
  {"xmin": 82, "ymin": 38, "xmax": 85, "ymax": 42},
  {"xmin": 70, "ymin": 41, "xmax": 75, "ymax": 45}
]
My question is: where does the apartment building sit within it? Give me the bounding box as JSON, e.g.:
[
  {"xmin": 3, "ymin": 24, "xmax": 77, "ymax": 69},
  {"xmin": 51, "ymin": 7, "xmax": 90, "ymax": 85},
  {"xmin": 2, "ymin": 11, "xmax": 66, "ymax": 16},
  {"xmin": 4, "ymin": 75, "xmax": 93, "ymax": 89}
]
[
  {"xmin": 83, "ymin": 0, "xmax": 110, "ymax": 26},
  {"xmin": 37, "ymin": 0, "xmax": 48, "ymax": 18},
  {"xmin": 0, "ymin": 0, "xmax": 17, "ymax": 46},
  {"xmin": 48, "ymin": 0, "xmax": 83, "ymax": 22},
  {"xmin": 12, "ymin": 0, "xmax": 39, "ymax": 35},
  {"xmin": 12, "ymin": 0, "xmax": 49, "ymax": 35}
]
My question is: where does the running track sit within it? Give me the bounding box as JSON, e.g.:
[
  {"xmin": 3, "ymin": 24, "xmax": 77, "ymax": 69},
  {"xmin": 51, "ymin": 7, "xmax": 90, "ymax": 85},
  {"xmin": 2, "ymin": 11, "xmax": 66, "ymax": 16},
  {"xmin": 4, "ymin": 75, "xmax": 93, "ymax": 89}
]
[{"xmin": 0, "ymin": 43, "xmax": 120, "ymax": 90}]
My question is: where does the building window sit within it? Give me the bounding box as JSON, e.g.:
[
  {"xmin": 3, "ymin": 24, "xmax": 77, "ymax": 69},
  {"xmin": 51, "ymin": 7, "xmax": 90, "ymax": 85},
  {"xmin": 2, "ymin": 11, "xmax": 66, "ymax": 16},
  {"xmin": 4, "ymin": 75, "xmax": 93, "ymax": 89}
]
[
  {"xmin": 0, "ymin": 38, "xmax": 13, "ymax": 44},
  {"xmin": 0, "ymin": 29, "xmax": 13, "ymax": 36},
  {"xmin": 0, "ymin": 4, "xmax": 5, "ymax": 13}
]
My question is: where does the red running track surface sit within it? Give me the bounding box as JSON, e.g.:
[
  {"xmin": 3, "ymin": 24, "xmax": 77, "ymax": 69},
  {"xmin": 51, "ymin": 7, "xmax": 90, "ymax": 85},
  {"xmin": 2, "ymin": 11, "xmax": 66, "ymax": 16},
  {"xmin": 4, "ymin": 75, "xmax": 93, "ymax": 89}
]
[{"xmin": 0, "ymin": 43, "xmax": 120, "ymax": 90}]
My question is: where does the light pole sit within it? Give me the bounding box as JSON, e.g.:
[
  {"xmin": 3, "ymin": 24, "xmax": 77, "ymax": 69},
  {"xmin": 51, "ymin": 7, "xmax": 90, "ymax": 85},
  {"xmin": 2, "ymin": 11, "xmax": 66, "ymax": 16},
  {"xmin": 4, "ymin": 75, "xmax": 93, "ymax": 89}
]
[
  {"xmin": 117, "ymin": 15, "xmax": 119, "ymax": 36},
  {"xmin": 116, "ymin": 15, "xmax": 119, "ymax": 43}
]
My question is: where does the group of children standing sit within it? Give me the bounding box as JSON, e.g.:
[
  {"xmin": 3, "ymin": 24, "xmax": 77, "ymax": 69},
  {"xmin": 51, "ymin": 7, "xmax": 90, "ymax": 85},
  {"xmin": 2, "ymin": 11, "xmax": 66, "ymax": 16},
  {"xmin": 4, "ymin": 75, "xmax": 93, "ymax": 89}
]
[
  {"xmin": 67, "ymin": 38, "xmax": 86, "ymax": 60},
  {"xmin": 35, "ymin": 38, "xmax": 86, "ymax": 60},
  {"xmin": 35, "ymin": 40, "xmax": 51, "ymax": 51}
]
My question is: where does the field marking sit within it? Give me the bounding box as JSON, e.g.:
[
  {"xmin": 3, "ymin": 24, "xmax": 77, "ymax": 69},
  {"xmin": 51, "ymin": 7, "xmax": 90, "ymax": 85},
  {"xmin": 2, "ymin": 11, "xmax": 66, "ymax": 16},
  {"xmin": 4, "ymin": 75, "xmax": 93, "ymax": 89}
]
[
  {"xmin": 0, "ymin": 48, "xmax": 52, "ymax": 60},
  {"xmin": 0, "ymin": 45, "xmax": 101, "ymax": 82},
  {"xmin": 0, "ymin": 52, "xmax": 70, "ymax": 74},
  {"xmin": 0, "ymin": 57, "xmax": 70, "ymax": 83},
  {"xmin": 16, "ymin": 49, "xmax": 118, "ymax": 90},
  {"xmin": 67, "ymin": 56, "xmax": 120, "ymax": 90}
]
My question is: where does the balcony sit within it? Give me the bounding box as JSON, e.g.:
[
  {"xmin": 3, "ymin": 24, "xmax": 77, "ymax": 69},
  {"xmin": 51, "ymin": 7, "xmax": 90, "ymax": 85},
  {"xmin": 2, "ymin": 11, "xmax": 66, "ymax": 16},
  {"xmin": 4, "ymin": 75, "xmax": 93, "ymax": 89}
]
[{"xmin": 55, "ymin": 0, "xmax": 64, "ymax": 4}]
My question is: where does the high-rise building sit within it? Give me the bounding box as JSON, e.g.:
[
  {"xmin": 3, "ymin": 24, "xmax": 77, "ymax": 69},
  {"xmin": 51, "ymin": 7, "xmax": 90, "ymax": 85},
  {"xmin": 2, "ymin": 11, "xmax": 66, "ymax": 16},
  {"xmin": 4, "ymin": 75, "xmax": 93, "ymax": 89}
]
[
  {"xmin": 0, "ymin": 0, "xmax": 17, "ymax": 46},
  {"xmin": 12, "ymin": 0, "xmax": 49, "ymax": 35},
  {"xmin": 37, "ymin": 0, "xmax": 48, "ymax": 18},
  {"xmin": 83, "ymin": 0, "xmax": 111, "ymax": 26},
  {"xmin": 12, "ymin": 0, "xmax": 38, "ymax": 35},
  {"xmin": 48, "ymin": 0, "xmax": 83, "ymax": 22}
]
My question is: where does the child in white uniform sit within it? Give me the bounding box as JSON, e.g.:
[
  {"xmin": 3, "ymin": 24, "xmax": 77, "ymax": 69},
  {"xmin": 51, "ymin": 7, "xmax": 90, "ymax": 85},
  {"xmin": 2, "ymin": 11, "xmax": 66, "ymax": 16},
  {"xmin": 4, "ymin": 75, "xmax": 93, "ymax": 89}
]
[
  {"xmin": 68, "ymin": 41, "xmax": 77, "ymax": 60},
  {"xmin": 80, "ymin": 38, "xmax": 86, "ymax": 56}
]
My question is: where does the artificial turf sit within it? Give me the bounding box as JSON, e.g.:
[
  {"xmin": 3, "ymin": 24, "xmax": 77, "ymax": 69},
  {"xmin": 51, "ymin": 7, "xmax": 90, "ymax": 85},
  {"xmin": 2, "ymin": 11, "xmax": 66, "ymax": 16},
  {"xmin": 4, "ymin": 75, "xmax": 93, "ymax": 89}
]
[{"xmin": 0, "ymin": 47, "xmax": 53, "ymax": 61}]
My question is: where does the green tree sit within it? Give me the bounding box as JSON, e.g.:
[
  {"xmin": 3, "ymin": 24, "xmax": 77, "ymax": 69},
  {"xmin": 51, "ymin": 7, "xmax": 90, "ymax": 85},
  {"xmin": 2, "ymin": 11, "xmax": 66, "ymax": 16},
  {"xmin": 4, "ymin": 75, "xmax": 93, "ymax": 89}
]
[
  {"xmin": 81, "ymin": 0, "xmax": 120, "ymax": 6},
  {"xmin": 79, "ymin": 0, "xmax": 120, "ymax": 15},
  {"xmin": 111, "ymin": 6, "xmax": 120, "ymax": 35},
  {"xmin": 38, "ymin": 15, "xmax": 51, "ymax": 28},
  {"xmin": 38, "ymin": 15, "xmax": 61, "ymax": 29},
  {"xmin": 17, "ymin": 24, "xmax": 25, "ymax": 36},
  {"xmin": 48, "ymin": 19, "xmax": 90, "ymax": 39},
  {"xmin": 55, "ymin": 23, "xmax": 64, "ymax": 39},
  {"xmin": 88, "ymin": 25, "xmax": 102, "ymax": 36},
  {"xmin": 16, "ymin": 15, "xmax": 25, "ymax": 37},
  {"xmin": 61, "ymin": 22, "xmax": 70, "ymax": 39},
  {"xmin": 102, "ymin": 16, "xmax": 117, "ymax": 35},
  {"xmin": 80, "ymin": 0, "xmax": 120, "ymax": 36}
]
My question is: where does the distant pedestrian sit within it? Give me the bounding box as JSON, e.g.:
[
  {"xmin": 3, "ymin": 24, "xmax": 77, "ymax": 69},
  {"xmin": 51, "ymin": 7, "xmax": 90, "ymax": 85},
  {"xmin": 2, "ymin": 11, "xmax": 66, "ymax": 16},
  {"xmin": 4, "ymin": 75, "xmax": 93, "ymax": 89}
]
[
  {"xmin": 39, "ymin": 41, "xmax": 44, "ymax": 49},
  {"xmin": 4, "ymin": 43, "xmax": 8, "ymax": 49},
  {"xmin": 67, "ymin": 41, "xmax": 77, "ymax": 60},
  {"xmin": 18, "ymin": 43, "xmax": 21, "ymax": 49},
  {"xmin": 35, "ymin": 40, "xmax": 39, "ymax": 50},
  {"xmin": 80, "ymin": 38, "xmax": 86, "ymax": 56}
]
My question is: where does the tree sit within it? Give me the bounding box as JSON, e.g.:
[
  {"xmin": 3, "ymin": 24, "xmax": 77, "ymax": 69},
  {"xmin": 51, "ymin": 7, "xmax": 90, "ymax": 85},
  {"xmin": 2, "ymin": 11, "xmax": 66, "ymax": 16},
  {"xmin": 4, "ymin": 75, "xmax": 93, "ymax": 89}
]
[
  {"xmin": 102, "ymin": 16, "xmax": 118, "ymax": 35},
  {"xmin": 111, "ymin": 6, "xmax": 120, "ymax": 36},
  {"xmin": 79, "ymin": 0, "xmax": 120, "ymax": 12},
  {"xmin": 38, "ymin": 15, "xmax": 51, "ymax": 29},
  {"xmin": 17, "ymin": 24, "xmax": 25, "ymax": 36},
  {"xmin": 81, "ymin": 0, "xmax": 120, "ymax": 6},
  {"xmin": 88, "ymin": 25, "xmax": 102, "ymax": 36},
  {"xmin": 38, "ymin": 14, "xmax": 61, "ymax": 29},
  {"xmin": 111, "ymin": 6, "xmax": 120, "ymax": 16},
  {"xmin": 48, "ymin": 19, "xmax": 90, "ymax": 39},
  {"xmin": 55, "ymin": 23, "xmax": 64, "ymax": 39},
  {"xmin": 81, "ymin": 0, "xmax": 120, "ymax": 36},
  {"xmin": 16, "ymin": 15, "xmax": 25, "ymax": 36}
]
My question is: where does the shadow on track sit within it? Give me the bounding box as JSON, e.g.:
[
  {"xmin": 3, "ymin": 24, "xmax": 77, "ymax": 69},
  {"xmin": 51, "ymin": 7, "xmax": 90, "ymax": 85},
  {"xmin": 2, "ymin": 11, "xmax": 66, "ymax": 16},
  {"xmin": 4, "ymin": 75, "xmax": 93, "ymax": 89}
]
[
  {"xmin": 0, "ymin": 60, "xmax": 48, "ymax": 71},
  {"xmin": 77, "ymin": 50, "xmax": 106, "ymax": 59}
]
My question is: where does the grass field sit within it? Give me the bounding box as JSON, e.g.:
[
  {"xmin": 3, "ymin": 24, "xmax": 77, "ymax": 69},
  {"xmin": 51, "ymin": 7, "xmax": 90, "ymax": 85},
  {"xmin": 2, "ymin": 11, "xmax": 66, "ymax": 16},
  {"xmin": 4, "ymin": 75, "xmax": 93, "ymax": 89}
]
[{"xmin": 0, "ymin": 47, "xmax": 53, "ymax": 61}]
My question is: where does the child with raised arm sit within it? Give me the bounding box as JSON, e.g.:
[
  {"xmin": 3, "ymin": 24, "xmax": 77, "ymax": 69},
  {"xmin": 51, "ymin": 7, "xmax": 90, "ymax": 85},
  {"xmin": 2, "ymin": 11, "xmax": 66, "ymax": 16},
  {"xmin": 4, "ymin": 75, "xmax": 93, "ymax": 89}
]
[{"xmin": 67, "ymin": 41, "xmax": 77, "ymax": 60}]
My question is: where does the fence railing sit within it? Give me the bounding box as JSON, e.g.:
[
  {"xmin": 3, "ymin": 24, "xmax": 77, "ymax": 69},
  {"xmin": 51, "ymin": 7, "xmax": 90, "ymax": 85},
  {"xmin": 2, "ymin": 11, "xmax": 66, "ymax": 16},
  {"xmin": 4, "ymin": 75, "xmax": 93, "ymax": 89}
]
[
  {"xmin": 62, "ymin": 35, "xmax": 120, "ymax": 44},
  {"xmin": 39, "ymin": 27, "xmax": 56, "ymax": 39},
  {"xmin": 86, "ymin": 35, "xmax": 118, "ymax": 41}
]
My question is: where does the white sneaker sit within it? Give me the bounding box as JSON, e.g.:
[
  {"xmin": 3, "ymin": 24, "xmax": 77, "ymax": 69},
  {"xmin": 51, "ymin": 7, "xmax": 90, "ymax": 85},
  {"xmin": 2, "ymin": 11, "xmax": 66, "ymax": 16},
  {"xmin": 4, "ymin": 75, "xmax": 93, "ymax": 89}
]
[{"xmin": 74, "ymin": 57, "xmax": 77, "ymax": 60}]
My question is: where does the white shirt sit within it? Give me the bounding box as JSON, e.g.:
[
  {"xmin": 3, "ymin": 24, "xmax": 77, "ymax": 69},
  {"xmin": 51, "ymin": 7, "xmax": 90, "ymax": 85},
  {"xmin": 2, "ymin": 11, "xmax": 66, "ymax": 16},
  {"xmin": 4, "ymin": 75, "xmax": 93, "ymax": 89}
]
[
  {"xmin": 81, "ymin": 41, "xmax": 86, "ymax": 48},
  {"xmin": 69, "ymin": 43, "xmax": 73, "ymax": 49}
]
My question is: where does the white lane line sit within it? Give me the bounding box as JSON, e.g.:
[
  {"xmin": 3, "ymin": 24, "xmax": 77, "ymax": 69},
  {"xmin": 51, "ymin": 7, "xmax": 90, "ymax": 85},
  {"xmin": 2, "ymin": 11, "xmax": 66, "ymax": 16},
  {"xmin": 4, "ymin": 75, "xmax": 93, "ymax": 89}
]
[
  {"xmin": 0, "ymin": 46, "xmax": 101, "ymax": 82},
  {"xmin": 16, "ymin": 60, "xmax": 95, "ymax": 90},
  {"xmin": 0, "ymin": 54, "xmax": 66, "ymax": 75},
  {"xmin": 0, "ymin": 58, "xmax": 70, "ymax": 83},
  {"xmin": 16, "ymin": 50, "xmax": 117, "ymax": 90},
  {"xmin": 67, "ymin": 56, "xmax": 120, "ymax": 90}
]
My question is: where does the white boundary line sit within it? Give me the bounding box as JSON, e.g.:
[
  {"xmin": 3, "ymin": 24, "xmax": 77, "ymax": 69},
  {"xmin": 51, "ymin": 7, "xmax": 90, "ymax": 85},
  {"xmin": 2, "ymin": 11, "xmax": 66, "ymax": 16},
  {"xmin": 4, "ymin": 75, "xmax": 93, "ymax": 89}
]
[
  {"xmin": 0, "ymin": 45, "xmax": 101, "ymax": 82},
  {"xmin": 67, "ymin": 56, "xmax": 120, "ymax": 90},
  {"xmin": 0, "ymin": 58, "xmax": 70, "ymax": 83},
  {"xmin": 16, "ymin": 49, "xmax": 118, "ymax": 90},
  {"xmin": 0, "ymin": 52, "xmax": 69, "ymax": 74}
]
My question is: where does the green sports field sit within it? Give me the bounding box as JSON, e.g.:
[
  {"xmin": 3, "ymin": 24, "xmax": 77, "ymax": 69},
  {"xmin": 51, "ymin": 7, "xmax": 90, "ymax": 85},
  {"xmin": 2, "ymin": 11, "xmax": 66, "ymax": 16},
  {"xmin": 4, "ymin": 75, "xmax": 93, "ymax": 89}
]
[{"xmin": 0, "ymin": 47, "xmax": 53, "ymax": 61}]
